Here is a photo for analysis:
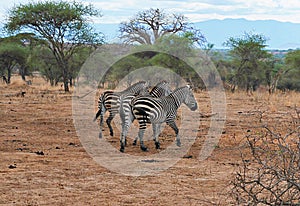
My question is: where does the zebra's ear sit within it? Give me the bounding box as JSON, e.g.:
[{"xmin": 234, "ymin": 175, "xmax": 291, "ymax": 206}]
[{"xmin": 186, "ymin": 84, "xmax": 193, "ymax": 90}]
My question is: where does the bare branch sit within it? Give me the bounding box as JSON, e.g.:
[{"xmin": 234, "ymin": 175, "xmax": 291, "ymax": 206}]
[
  {"xmin": 231, "ymin": 109, "xmax": 300, "ymax": 205},
  {"xmin": 119, "ymin": 8, "xmax": 205, "ymax": 45}
]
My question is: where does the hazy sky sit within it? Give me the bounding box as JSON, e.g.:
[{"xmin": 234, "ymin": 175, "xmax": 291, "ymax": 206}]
[{"xmin": 1, "ymin": 0, "xmax": 300, "ymax": 24}]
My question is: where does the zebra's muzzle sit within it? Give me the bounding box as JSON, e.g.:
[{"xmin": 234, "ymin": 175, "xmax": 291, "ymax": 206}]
[{"xmin": 189, "ymin": 103, "xmax": 198, "ymax": 111}]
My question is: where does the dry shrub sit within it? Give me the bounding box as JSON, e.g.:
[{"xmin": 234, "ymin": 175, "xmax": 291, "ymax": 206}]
[{"xmin": 231, "ymin": 109, "xmax": 300, "ymax": 205}]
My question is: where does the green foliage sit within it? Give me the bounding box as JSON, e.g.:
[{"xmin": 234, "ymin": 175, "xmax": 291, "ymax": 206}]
[
  {"xmin": 102, "ymin": 34, "xmax": 206, "ymax": 89},
  {"xmin": 30, "ymin": 45, "xmax": 61, "ymax": 86},
  {"xmin": 277, "ymin": 50, "xmax": 300, "ymax": 91},
  {"xmin": 223, "ymin": 32, "xmax": 272, "ymax": 92},
  {"xmin": 148, "ymin": 34, "xmax": 206, "ymax": 88},
  {"xmin": 5, "ymin": 1, "xmax": 102, "ymax": 42},
  {"xmin": 68, "ymin": 46, "xmax": 93, "ymax": 84},
  {"xmin": 155, "ymin": 34, "xmax": 194, "ymax": 56},
  {"xmin": 0, "ymin": 36, "xmax": 28, "ymax": 83},
  {"xmin": 285, "ymin": 50, "xmax": 300, "ymax": 69},
  {"xmin": 4, "ymin": 0, "xmax": 104, "ymax": 91},
  {"xmin": 105, "ymin": 54, "xmax": 145, "ymax": 86}
]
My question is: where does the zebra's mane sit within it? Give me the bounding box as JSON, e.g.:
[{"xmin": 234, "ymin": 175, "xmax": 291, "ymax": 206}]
[
  {"xmin": 122, "ymin": 81, "xmax": 147, "ymax": 93},
  {"xmin": 150, "ymin": 80, "xmax": 169, "ymax": 91},
  {"xmin": 165, "ymin": 85, "xmax": 190, "ymax": 106},
  {"xmin": 171, "ymin": 85, "xmax": 189, "ymax": 94},
  {"xmin": 154, "ymin": 80, "xmax": 168, "ymax": 86}
]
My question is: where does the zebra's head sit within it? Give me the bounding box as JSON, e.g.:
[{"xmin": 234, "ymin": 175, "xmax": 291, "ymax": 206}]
[{"xmin": 183, "ymin": 85, "xmax": 197, "ymax": 111}]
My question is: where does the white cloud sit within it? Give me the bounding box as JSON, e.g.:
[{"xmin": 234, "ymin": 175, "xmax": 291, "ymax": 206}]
[{"xmin": 1, "ymin": 0, "xmax": 300, "ymax": 24}]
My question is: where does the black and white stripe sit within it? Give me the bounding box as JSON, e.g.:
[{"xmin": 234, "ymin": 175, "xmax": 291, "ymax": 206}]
[
  {"xmin": 131, "ymin": 85, "xmax": 197, "ymax": 151},
  {"xmin": 93, "ymin": 81, "xmax": 148, "ymax": 138},
  {"xmin": 119, "ymin": 80, "xmax": 172, "ymax": 152}
]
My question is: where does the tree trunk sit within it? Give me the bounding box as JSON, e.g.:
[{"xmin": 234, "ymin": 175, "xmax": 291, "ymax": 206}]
[
  {"xmin": 20, "ymin": 66, "xmax": 26, "ymax": 81},
  {"xmin": 64, "ymin": 80, "xmax": 69, "ymax": 92},
  {"xmin": 50, "ymin": 78, "xmax": 55, "ymax": 86},
  {"xmin": 7, "ymin": 68, "xmax": 11, "ymax": 84},
  {"xmin": 69, "ymin": 76, "xmax": 73, "ymax": 87},
  {"xmin": 2, "ymin": 75, "xmax": 8, "ymax": 84},
  {"xmin": 231, "ymin": 84, "xmax": 236, "ymax": 93},
  {"xmin": 62, "ymin": 62, "xmax": 70, "ymax": 92}
]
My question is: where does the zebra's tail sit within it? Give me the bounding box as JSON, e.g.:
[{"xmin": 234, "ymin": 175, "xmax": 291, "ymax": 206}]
[
  {"xmin": 93, "ymin": 109, "xmax": 102, "ymax": 122},
  {"xmin": 93, "ymin": 94, "xmax": 104, "ymax": 121}
]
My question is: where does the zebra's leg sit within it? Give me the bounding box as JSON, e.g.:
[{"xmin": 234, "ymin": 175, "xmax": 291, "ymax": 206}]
[
  {"xmin": 120, "ymin": 122, "xmax": 126, "ymax": 152},
  {"xmin": 152, "ymin": 123, "xmax": 161, "ymax": 149},
  {"xmin": 167, "ymin": 121, "xmax": 180, "ymax": 147},
  {"xmin": 138, "ymin": 129, "xmax": 148, "ymax": 151},
  {"xmin": 120, "ymin": 116, "xmax": 125, "ymax": 152},
  {"xmin": 99, "ymin": 114, "xmax": 104, "ymax": 138},
  {"xmin": 106, "ymin": 112, "xmax": 116, "ymax": 136},
  {"xmin": 124, "ymin": 109, "xmax": 135, "ymax": 147},
  {"xmin": 132, "ymin": 116, "xmax": 138, "ymax": 146},
  {"xmin": 133, "ymin": 136, "xmax": 138, "ymax": 146},
  {"xmin": 94, "ymin": 105, "xmax": 106, "ymax": 138},
  {"xmin": 98, "ymin": 108, "xmax": 106, "ymax": 138},
  {"xmin": 120, "ymin": 112, "xmax": 134, "ymax": 152},
  {"xmin": 137, "ymin": 120, "xmax": 148, "ymax": 151}
]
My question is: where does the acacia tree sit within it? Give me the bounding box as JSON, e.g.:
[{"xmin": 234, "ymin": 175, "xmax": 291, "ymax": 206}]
[
  {"xmin": 14, "ymin": 33, "xmax": 47, "ymax": 81},
  {"xmin": 0, "ymin": 39, "xmax": 28, "ymax": 84},
  {"xmin": 5, "ymin": 1, "xmax": 104, "ymax": 91},
  {"xmin": 30, "ymin": 45, "xmax": 61, "ymax": 86},
  {"xmin": 281, "ymin": 50, "xmax": 300, "ymax": 91},
  {"xmin": 224, "ymin": 32, "xmax": 271, "ymax": 93},
  {"xmin": 119, "ymin": 8, "xmax": 205, "ymax": 46},
  {"xmin": 264, "ymin": 58, "xmax": 288, "ymax": 94}
]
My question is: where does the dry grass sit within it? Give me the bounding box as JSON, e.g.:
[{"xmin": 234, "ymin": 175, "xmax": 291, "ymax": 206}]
[{"xmin": 0, "ymin": 76, "xmax": 299, "ymax": 205}]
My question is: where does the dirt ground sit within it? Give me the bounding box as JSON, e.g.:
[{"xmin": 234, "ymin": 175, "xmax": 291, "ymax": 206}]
[{"xmin": 1, "ymin": 76, "xmax": 299, "ymax": 205}]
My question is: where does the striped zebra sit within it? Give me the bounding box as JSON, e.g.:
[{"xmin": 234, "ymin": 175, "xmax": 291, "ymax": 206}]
[
  {"xmin": 131, "ymin": 85, "xmax": 197, "ymax": 151},
  {"xmin": 119, "ymin": 80, "xmax": 172, "ymax": 152},
  {"xmin": 93, "ymin": 81, "xmax": 149, "ymax": 138}
]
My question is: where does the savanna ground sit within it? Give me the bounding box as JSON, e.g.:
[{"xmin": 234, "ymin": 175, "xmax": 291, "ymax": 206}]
[{"xmin": 0, "ymin": 75, "xmax": 299, "ymax": 205}]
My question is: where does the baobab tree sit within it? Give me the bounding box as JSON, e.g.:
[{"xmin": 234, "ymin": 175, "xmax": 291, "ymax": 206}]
[{"xmin": 119, "ymin": 8, "xmax": 205, "ymax": 46}]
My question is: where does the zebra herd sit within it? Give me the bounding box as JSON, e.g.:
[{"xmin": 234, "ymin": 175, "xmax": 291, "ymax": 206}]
[{"xmin": 93, "ymin": 80, "xmax": 198, "ymax": 152}]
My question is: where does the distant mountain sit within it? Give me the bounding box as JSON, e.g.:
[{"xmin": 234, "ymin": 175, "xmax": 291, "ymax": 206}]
[
  {"xmin": 94, "ymin": 18, "xmax": 300, "ymax": 50},
  {"xmin": 195, "ymin": 18, "xmax": 300, "ymax": 50}
]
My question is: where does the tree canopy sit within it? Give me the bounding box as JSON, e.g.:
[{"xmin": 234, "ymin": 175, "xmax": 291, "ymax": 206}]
[
  {"xmin": 119, "ymin": 8, "xmax": 205, "ymax": 46},
  {"xmin": 0, "ymin": 34, "xmax": 37, "ymax": 83},
  {"xmin": 279, "ymin": 49, "xmax": 300, "ymax": 91},
  {"xmin": 5, "ymin": 0, "xmax": 104, "ymax": 91},
  {"xmin": 224, "ymin": 32, "xmax": 271, "ymax": 92}
]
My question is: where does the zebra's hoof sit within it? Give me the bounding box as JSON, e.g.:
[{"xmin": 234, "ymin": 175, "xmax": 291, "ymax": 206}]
[
  {"xmin": 120, "ymin": 147, "xmax": 125, "ymax": 153},
  {"xmin": 120, "ymin": 141, "xmax": 126, "ymax": 152},
  {"xmin": 141, "ymin": 146, "xmax": 148, "ymax": 152},
  {"xmin": 155, "ymin": 142, "xmax": 160, "ymax": 149},
  {"xmin": 110, "ymin": 131, "xmax": 114, "ymax": 136},
  {"xmin": 98, "ymin": 133, "xmax": 102, "ymax": 139},
  {"xmin": 176, "ymin": 140, "xmax": 181, "ymax": 147},
  {"xmin": 132, "ymin": 140, "xmax": 137, "ymax": 146}
]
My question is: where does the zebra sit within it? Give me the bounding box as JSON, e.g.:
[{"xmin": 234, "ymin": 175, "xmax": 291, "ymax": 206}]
[
  {"xmin": 119, "ymin": 80, "xmax": 172, "ymax": 152},
  {"xmin": 131, "ymin": 85, "xmax": 197, "ymax": 151},
  {"xmin": 93, "ymin": 81, "xmax": 149, "ymax": 138}
]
